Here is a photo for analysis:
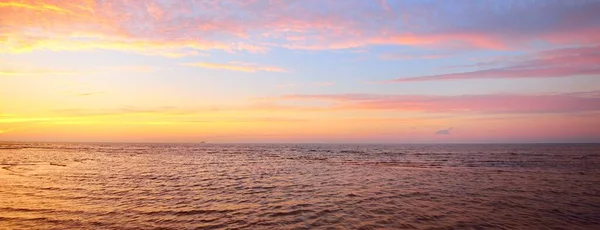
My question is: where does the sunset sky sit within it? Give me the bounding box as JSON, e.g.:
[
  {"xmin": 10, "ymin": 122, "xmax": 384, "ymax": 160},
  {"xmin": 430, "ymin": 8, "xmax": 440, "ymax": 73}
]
[{"xmin": 1, "ymin": 0, "xmax": 599, "ymax": 143}]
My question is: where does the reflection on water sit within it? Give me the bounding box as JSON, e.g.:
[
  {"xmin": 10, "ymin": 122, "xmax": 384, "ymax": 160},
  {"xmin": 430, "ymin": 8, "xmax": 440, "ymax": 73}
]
[{"xmin": 1, "ymin": 143, "xmax": 599, "ymax": 229}]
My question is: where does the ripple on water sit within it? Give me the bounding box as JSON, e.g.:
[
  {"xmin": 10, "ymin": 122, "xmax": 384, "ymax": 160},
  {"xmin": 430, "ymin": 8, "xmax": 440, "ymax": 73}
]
[{"xmin": 1, "ymin": 143, "xmax": 600, "ymax": 229}]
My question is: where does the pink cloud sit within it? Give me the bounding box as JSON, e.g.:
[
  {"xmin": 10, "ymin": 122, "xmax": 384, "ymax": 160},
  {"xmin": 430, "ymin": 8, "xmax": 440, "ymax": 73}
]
[
  {"xmin": 379, "ymin": 52, "xmax": 449, "ymax": 60},
  {"xmin": 277, "ymin": 92, "xmax": 600, "ymax": 114},
  {"xmin": 389, "ymin": 45, "xmax": 600, "ymax": 82},
  {"xmin": 1, "ymin": 0, "xmax": 599, "ymax": 56},
  {"xmin": 0, "ymin": 0, "xmax": 267, "ymax": 56},
  {"xmin": 145, "ymin": 1, "xmax": 164, "ymax": 21}
]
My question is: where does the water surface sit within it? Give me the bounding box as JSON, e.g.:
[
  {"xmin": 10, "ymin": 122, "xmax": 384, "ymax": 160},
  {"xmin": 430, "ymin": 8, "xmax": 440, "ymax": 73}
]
[{"xmin": 1, "ymin": 143, "xmax": 599, "ymax": 229}]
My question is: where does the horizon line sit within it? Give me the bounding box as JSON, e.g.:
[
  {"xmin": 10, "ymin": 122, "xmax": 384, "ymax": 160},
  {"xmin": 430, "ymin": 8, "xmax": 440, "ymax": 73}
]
[{"xmin": 0, "ymin": 140, "xmax": 598, "ymax": 145}]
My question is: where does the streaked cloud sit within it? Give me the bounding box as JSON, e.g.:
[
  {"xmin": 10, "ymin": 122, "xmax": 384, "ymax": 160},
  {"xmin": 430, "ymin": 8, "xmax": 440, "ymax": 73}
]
[
  {"xmin": 388, "ymin": 45, "xmax": 600, "ymax": 82},
  {"xmin": 73, "ymin": 92, "xmax": 105, "ymax": 97},
  {"xmin": 380, "ymin": 53, "xmax": 447, "ymax": 60},
  {"xmin": 0, "ymin": 1, "xmax": 76, "ymax": 13},
  {"xmin": 0, "ymin": 117, "xmax": 69, "ymax": 123},
  {"xmin": 0, "ymin": 64, "xmax": 158, "ymax": 76},
  {"xmin": 101, "ymin": 66, "xmax": 158, "ymax": 73},
  {"xmin": 181, "ymin": 62, "xmax": 288, "ymax": 73},
  {"xmin": 276, "ymin": 92, "xmax": 600, "ymax": 114},
  {"xmin": 0, "ymin": 115, "xmax": 307, "ymax": 125}
]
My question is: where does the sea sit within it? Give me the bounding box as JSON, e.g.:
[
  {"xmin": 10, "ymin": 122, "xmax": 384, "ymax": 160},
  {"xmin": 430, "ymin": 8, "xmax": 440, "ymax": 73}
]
[{"xmin": 1, "ymin": 142, "xmax": 599, "ymax": 229}]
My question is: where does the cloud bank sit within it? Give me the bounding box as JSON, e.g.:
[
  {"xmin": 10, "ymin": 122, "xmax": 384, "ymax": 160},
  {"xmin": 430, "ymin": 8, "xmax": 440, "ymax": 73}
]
[{"xmin": 2, "ymin": 0, "xmax": 599, "ymax": 56}]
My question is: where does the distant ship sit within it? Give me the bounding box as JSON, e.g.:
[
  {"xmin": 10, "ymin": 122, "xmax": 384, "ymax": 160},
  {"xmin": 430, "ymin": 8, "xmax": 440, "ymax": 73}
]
[{"xmin": 200, "ymin": 141, "xmax": 206, "ymax": 144}]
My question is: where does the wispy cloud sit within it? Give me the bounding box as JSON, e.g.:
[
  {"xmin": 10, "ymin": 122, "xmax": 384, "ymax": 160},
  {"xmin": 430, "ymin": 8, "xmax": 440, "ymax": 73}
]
[
  {"xmin": 0, "ymin": 125, "xmax": 40, "ymax": 134},
  {"xmin": 388, "ymin": 45, "xmax": 600, "ymax": 82},
  {"xmin": 101, "ymin": 66, "xmax": 158, "ymax": 73},
  {"xmin": 380, "ymin": 53, "xmax": 449, "ymax": 60},
  {"xmin": 0, "ymin": 2, "xmax": 75, "ymax": 13},
  {"xmin": 73, "ymin": 91, "xmax": 105, "ymax": 97},
  {"xmin": 181, "ymin": 61, "xmax": 288, "ymax": 73},
  {"xmin": 275, "ymin": 91, "xmax": 600, "ymax": 114},
  {"xmin": 0, "ymin": 65, "xmax": 160, "ymax": 77},
  {"xmin": 2, "ymin": 107, "xmax": 310, "ymax": 126}
]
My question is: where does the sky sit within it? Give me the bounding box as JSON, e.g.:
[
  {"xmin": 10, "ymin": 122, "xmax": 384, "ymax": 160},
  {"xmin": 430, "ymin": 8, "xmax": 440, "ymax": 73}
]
[{"xmin": 0, "ymin": 0, "xmax": 599, "ymax": 143}]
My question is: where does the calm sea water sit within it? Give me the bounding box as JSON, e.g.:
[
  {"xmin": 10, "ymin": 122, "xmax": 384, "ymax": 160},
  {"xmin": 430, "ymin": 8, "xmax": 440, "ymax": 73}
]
[{"xmin": 1, "ymin": 143, "xmax": 599, "ymax": 229}]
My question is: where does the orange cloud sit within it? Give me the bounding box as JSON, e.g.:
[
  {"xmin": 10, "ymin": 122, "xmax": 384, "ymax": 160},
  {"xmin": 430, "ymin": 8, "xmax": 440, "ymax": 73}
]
[
  {"xmin": 0, "ymin": 60, "xmax": 156, "ymax": 76},
  {"xmin": 0, "ymin": 1, "xmax": 76, "ymax": 13},
  {"xmin": 1, "ymin": 34, "xmax": 264, "ymax": 57},
  {"xmin": 0, "ymin": 0, "xmax": 266, "ymax": 57},
  {"xmin": 181, "ymin": 61, "xmax": 288, "ymax": 73}
]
